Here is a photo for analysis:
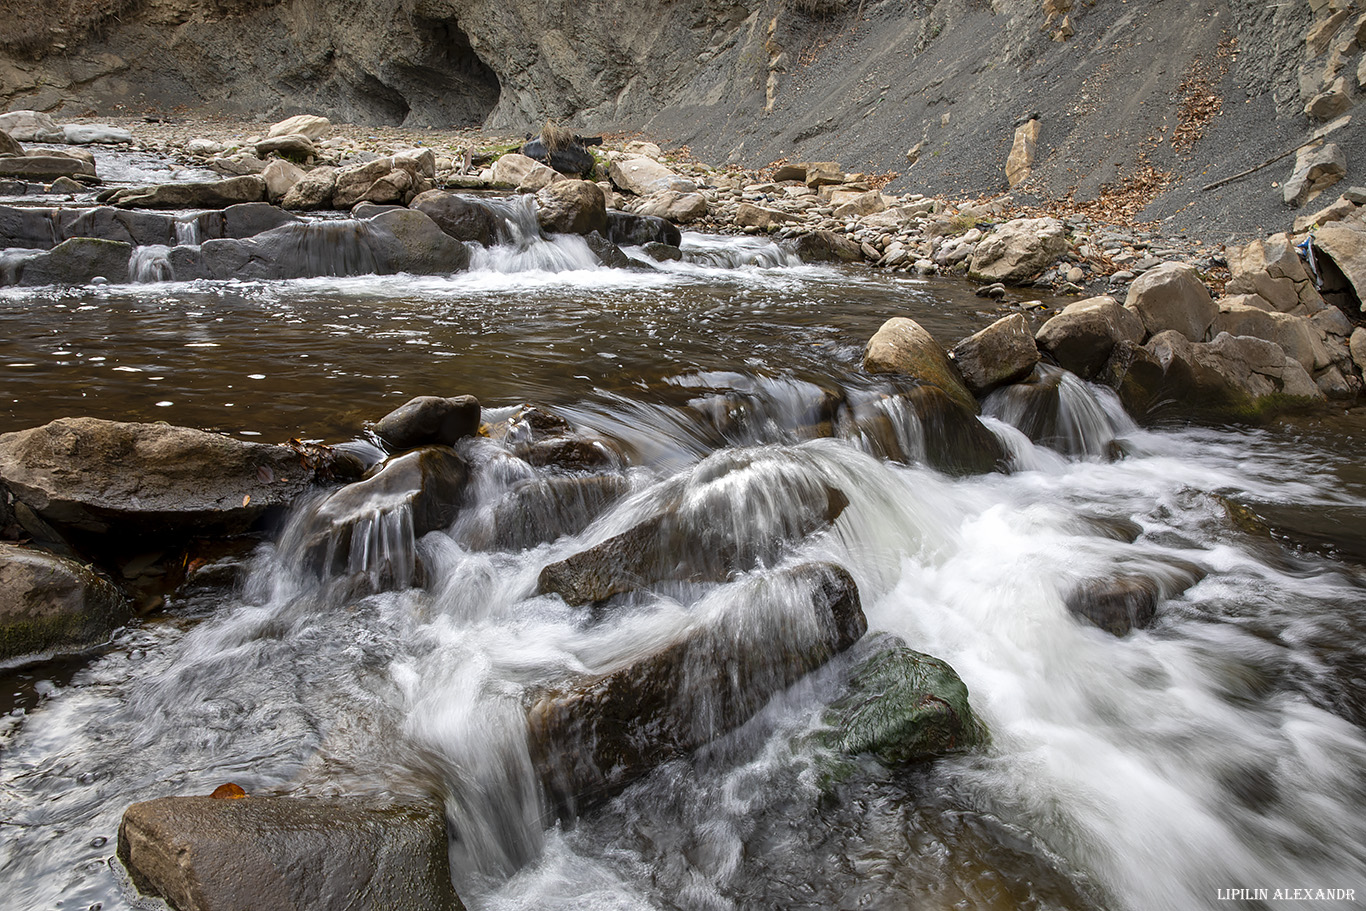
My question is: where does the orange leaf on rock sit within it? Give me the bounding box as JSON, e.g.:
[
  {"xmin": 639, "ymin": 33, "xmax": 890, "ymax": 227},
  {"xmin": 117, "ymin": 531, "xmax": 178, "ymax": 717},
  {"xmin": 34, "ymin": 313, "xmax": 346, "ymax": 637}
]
[{"xmin": 210, "ymin": 782, "xmax": 247, "ymax": 799}]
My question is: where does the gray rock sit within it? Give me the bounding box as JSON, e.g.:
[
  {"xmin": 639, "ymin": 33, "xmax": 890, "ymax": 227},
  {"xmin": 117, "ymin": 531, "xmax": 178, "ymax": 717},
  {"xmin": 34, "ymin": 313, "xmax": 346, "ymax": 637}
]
[
  {"xmin": 280, "ymin": 167, "xmax": 337, "ymax": 210},
  {"xmin": 11, "ymin": 237, "xmax": 131, "ymax": 286},
  {"xmin": 967, "ymin": 217, "xmax": 1067, "ymax": 284},
  {"xmin": 118, "ymin": 796, "xmax": 463, "ymax": 911},
  {"xmin": 793, "ymin": 230, "xmax": 862, "ymax": 263},
  {"xmin": 1304, "ymin": 77, "xmax": 1353, "ymax": 122},
  {"xmin": 535, "ymin": 179, "xmax": 607, "ymax": 235},
  {"xmin": 1312, "ymin": 218, "xmax": 1366, "ymax": 310},
  {"xmin": 1284, "ymin": 142, "xmax": 1347, "ymax": 208},
  {"xmin": 374, "ymin": 395, "xmax": 480, "ymax": 450},
  {"xmin": 864, "ymin": 317, "xmax": 979, "ymax": 414},
  {"xmin": 604, "ymin": 209, "xmax": 682, "ymax": 246},
  {"xmin": 1036, "ymin": 295, "xmax": 1146, "ymax": 380},
  {"xmin": 0, "ymin": 111, "xmax": 61, "ymax": 142},
  {"xmin": 254, "ymin": 133, "xmax": 316, "ymax": 159},
  {"xmin": 0, "ymin": 543, "xmax": 129, "ymax": 661},
  {"xmin": 490, "ymin": 153, "xmax": 560, "ymax": 191},
  {"xmin": 410, "ymin": 190, "xmax": 499, "ymax": 245},
  {"xmin": 632, "ymin": 189, "xmax": 708, "ymax": 223},
  {"xmin": 266, "ymin": 114, "xmax": 331, "ymax": 139},
  {"xmin": 61, "ymin": 124, "xmax": 133, "ymax": 145},
  {"xmin": 0, "ymin": 418, "xmax": 321, "ymax": 540},
  {"xmin": 1123, "ymin": 261, "xmax": 1217, "ymax": 342},
  {"xmin": 529, "ymin": 562, "xmax": 866, "ymax": 818},
  {"xmin": 735, "ymin": 202, "xmax": 795, "ymax": 229},
  {"xmin": 220, "ymin": 202, "xmax": 301, "ymax": 239},
  {"xmin": 261, "ymin": 158, "xmax": 306, "ymax": 202},
  {"xmin": 0, "ymin": 155, "xmax": 97, "ymax": 180},
  {"xmin": 608, "ymin": 155, "xmax": 696, "ymax": 196},
  {"xmin": 110, "ymin": 176, "xmax": 268, "ymax": 209},
  {"xmin": 951, "ymin": 313, "xmax": 1041, "ymax": 396}
]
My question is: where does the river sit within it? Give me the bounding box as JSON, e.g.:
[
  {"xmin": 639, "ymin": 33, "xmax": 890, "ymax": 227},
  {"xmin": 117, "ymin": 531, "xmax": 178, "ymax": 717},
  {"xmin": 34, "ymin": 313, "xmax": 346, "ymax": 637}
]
[{"xmin": 1, "ymin": 218, "xmax": 1365, "ymax": 911}]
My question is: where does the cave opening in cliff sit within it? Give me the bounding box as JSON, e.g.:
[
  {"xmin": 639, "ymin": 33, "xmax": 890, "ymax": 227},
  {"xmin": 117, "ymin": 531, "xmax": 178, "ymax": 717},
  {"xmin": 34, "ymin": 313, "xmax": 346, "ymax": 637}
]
[{"xmin": 392, "ymin": 14, "xmax": 500, "ymax": 128}]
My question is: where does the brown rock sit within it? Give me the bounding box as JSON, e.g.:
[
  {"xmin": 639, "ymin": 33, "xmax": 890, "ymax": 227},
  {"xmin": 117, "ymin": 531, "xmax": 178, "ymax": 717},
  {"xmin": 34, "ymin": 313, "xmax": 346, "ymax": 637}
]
[
  {"xmin": 951, "ymin": 313, "xmax": 1041, "ymax": 396},
  {"xmin": 864, "ymin": 317, "xmax": 979, "ymax": 413}
]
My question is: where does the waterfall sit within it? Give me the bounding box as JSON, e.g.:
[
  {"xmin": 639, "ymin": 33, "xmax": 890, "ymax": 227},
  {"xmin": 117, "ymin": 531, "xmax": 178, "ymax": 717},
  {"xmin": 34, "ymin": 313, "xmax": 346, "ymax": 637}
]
[{"xmin": 128, "ymin": 245, "xmax": 173, "ymax": 283}]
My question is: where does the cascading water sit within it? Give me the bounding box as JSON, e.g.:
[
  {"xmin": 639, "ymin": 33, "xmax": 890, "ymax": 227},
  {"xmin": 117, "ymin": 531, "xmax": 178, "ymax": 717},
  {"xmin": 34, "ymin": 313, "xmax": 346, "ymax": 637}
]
[
  {"xmin": 129, "ymin": 244, "xmax": 173, "ymax": 283},
  {"xmin": 1, "ymin": 223, "xmax": 1365, "ymax": 911}
]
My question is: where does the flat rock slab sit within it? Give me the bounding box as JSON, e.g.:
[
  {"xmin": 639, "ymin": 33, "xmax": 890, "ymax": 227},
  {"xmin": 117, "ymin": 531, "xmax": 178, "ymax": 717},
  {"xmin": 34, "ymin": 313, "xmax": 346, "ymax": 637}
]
[
  {"xmin": 118, "ymin": 796, "xmax": 463, "ymax": 911},
  {"xmin": 0, "ymin": 418, "xmax": 321, "ymax": 540},
  {"xmin": 0, "ymin": 155, "xmax": 97, "ymax": 180},
  {"xmin": 0, "ymin": 543, "xmax": 129, "ymax": 661},
  {"xmin": 109, "ymin": 176, "xmax": 267, "ymax": 209}
]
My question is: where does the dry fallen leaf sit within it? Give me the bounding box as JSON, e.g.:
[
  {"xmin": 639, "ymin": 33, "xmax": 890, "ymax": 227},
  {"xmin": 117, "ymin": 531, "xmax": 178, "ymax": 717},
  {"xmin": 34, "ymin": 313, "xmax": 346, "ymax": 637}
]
[
  {"xmin": 242, "ymin": 494, "xmax": 251, "ymax": 507},
  {"xmin": 210, "ymin": 783, "xmax": 247, "ymax": 799}
]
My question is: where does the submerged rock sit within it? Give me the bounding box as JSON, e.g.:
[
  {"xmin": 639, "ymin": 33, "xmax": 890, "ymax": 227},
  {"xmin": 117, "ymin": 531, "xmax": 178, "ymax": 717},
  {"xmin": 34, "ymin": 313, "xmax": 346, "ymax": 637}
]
[
  {"xmin": 820, "ymin": 639, "xmax": 986, "ymax": 767},
  {"xmin": 0, "ymin": 543, "xmax": 129, "ymax": 661},
  {"xmin": 469, "ymin": 474, "xmax": 631, "ymax": 551},
  {"xmin": 118, "ymin": 795, "xmax": 462, "ymax": 911},
  {"xmin": 1064, "ymin": 558, "xmax": 1205, "ymax": 635},
  {"xmin": 374, "ymin": 395, "xmax": 480, "ymax": 451},
  {"xmin": 538, "ymin": 450, "xmax": 850, "ymax": 605},
  {"xmin": 0, "ymin": 418, "xmax": 322, "ymax": 542},
  {"xmin": 528, "ymin": 562, "xmax": 867, "ymax": 819}
]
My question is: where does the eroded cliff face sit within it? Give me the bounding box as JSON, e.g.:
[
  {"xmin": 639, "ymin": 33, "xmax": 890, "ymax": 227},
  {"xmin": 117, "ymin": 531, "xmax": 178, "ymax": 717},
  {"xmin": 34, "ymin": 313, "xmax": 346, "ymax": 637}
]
[{"xmin": 0, "ymin": 0, "xmax": 1345, "ymax": 235}]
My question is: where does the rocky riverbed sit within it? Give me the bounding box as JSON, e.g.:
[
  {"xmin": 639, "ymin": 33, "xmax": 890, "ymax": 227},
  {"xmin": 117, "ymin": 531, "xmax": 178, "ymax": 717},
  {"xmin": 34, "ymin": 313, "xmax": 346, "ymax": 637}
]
[{"xmin": 5, "ymin": 107, "xmax": 1366, "ymax": 911}]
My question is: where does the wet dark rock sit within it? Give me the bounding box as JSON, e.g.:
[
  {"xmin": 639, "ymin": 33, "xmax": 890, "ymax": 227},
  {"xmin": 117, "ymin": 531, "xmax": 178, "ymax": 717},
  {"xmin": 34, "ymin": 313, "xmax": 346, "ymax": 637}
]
[
  {"xmin": 0, "ymin": 543, "xmax": 129, "ymax": 662},
  {"xmin": 535, "ymin": 179, "xmax": 607, "ymax": 235},
  {"xmin": 793, "ymin": 229, "xmax": 863, "ymax": 263},
  {"xmin": 0, "ymin": 418, "xmax": 322, "ymax": 543},
  {"xmin": 167, "ymin": 209, "xmax": 471, "ymax": 281},
  {"xmin": 108, "ymin": 176, "xmax": 268, "ymax": 209},
  {"xmin": 864, "ymin": 317, "xmax": 978, "ymax": 415},
  {"xmin": 528, "ymin": 562, "xmax": 867, "ymax": 819},
  {"xmin": 118, "ymin": 795, "xmax": 463, "ymax": 911},
  {"xmin": 605, "ymin": 209, "xmax": 682, "ymax": 247},
  {"xmin": 409, "ymin": 189, "xmax": 499, "ymax": 245},
  {"xmin": 520, "ymin": 137, "xmax": 597, "ymax": 178},
  {"xmin": 8, "ymin": 237, "xmax": 130, "ymax": 286},
  {"xmin": 374, "ymin": 395, "xmax": 480, "ymax": 451},
  {"xmin": 1035, "ymin": 295, "xmax": 1145, "ymax": 380},
  {"xmin": 485, "ymin": 405, "xmax": 572, "ymax": 444},
  {"xmin": 521, "ymin": 436, "xmax": 624, "ymax": 472},
  {"xmin": 1064, "ymin": 559, "xmax": 1204, "ymax": 635},
  {"xmin": 296, "ymin": 446, "xmax": 469, "ymax": 585},
  {"xmin": 820, "ymin": 638, "xmax": 986, "ymax": 766},
  {"xmin": 537, "ymin": 452, "xmax": 849, "ymax": 605},
  {"xmin": 219, "ymin": 202, "xmax": 301, "ymax": 238},
  {"xmin": 583, "ymin": 232, "xmax": 648, "ymax": 270},
  {"xmin": 900, "ymin": 385, "xmax": 1007, "ymax": 476},
  {"xmin": 352, "ymin": 202, "xmax": 406, "ymax": 220},
  {"xmin": 0, "ymin": 129, "xmax": 22, "ymax": 156},
  {"xmin": 469, "ymin": 475, "xmax": 631, "ymax": 551},
  {"xmin": 950, "ymin": 313, "xmax": 1041, "ymax": 397},
  {"xmin": 642, "ymin": 242, "xmax": 683, "ymax": 262}
]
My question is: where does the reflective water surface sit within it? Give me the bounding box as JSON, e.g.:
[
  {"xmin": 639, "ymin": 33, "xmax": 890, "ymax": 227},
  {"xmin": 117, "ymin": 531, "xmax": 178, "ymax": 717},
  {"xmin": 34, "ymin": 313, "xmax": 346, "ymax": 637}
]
[{"xmin": 1, "ymin": 232, "xmax": 1365, "ymax": 911}]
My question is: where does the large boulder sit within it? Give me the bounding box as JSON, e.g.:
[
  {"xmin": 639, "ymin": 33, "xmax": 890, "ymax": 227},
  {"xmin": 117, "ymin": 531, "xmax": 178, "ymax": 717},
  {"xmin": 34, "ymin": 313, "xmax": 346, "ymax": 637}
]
[
  {"xmin": 109, "ymin": 176, "xmax": 267, "ymax": 209},
  {"xmin": 468, "ymin": 475, "xmax": 631, "ymax": 552},
  {"xmin": 1312, "ymin": 218, "xmax": 1366, "ymax": 312},
  {"xmin": 863, "ymin": 317, "xmax": 978, "ymax": 414},
  {"xmin": 967, "ymin": 217, "xmax": 1067, "ymax": 284},
  {"xmin": 280, "ymin": 167, "xmax": 337, "ymax": 211},
  {"xmin": 409, "ymin": 190, "xmax": 499, "ymax": 245},
  {"xmin": 61, "ymin": 124, "xmax": 133, "ymax": 145},
  {"xmin": 1106, "ymin": 330, "xmax": 1324, "ymax": 423},
  {"xmin": 535, "ymin": 179, "xmax": 607, "ymax": 235},
  {"xmin": 0, "ymin": 544, "xmax": 129, "ymax": 661},
  {"xmin": 118, "ymin": 796, "xmax": 462, "ymax": 911},
  {"xmin": 528, "ymin": 562, "xmax": 866, "ymax": 819},
  {"xmin": 0, "ymin": 111, "xmax": 62, "ymax": 142},
  {"xmin": 0, "ymin": 155, "xmax": 97, "ymax": 180},
  {"xmin": 604, "ymin": 209, "xmax": 682, "ymax": 247},
  {"xmin": 1035, "ymin": 295, "xmax": 1146, "ymax": 380},
  {"xmin": 950, "ymin": 313, "xmax": 1040, "ymax": 396},
  {"xmin": 0, "ymin": 418, "xmax": 322, "ymax": 541},
  {"xmin": 374, "ymin": 395, "xmax": 480, "ymax": 450},
  {"xmin": 538, "ymin": 449, "xmax": 849, "ymax": 605},
  {"xmin": 793, "ymin": 230, "xmax": 862, "ymax": 263},
  {"xmin": 6, "ymin": 237, "xmax": 131, "ymax": 286},
  {"xmin": 607, "ymin": 155, "xmax": 696, "ymax": 196},
  {"xmin": 261, "ymin": 159, "xmax": 306, "ymax": 203},
  {"xmin": 267, "ymin": 114, "xmax": 331, "ymax": 139},
  {"xmin": 820, "ymin": 639, "xmax": 986, "ymax": 766},
  {"xmin": 333, "ymin": 157, "xmax": 423, "ymax": 208},
  {"xmin": 1284, "ymin": 142, "xmax": 1347, "ymax": 208},
  {"xmin": 841, "ymin": 385, "xmax": 1005, "ymax": 474},
  {"xmin": 490, "ymin": 153, "xmax": 561, "ymax": 192},
  {"xmin": 1123, "ymin": 261, "xmax": 1217, "ymax": 342},
  {"xmin": 632, "ymin": 190, "xmax": 708, "ymax": 223},
  {"xmin": 255, "ymin": 134, "xmax": 315, "ymax": 161}
]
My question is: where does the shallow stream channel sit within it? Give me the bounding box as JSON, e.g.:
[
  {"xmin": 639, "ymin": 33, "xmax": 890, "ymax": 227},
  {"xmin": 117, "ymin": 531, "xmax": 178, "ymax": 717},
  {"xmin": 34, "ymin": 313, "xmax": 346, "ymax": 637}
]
[{"xmin": 2, "ymin": 183, "xmax": 1366, "ymax": 911}]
